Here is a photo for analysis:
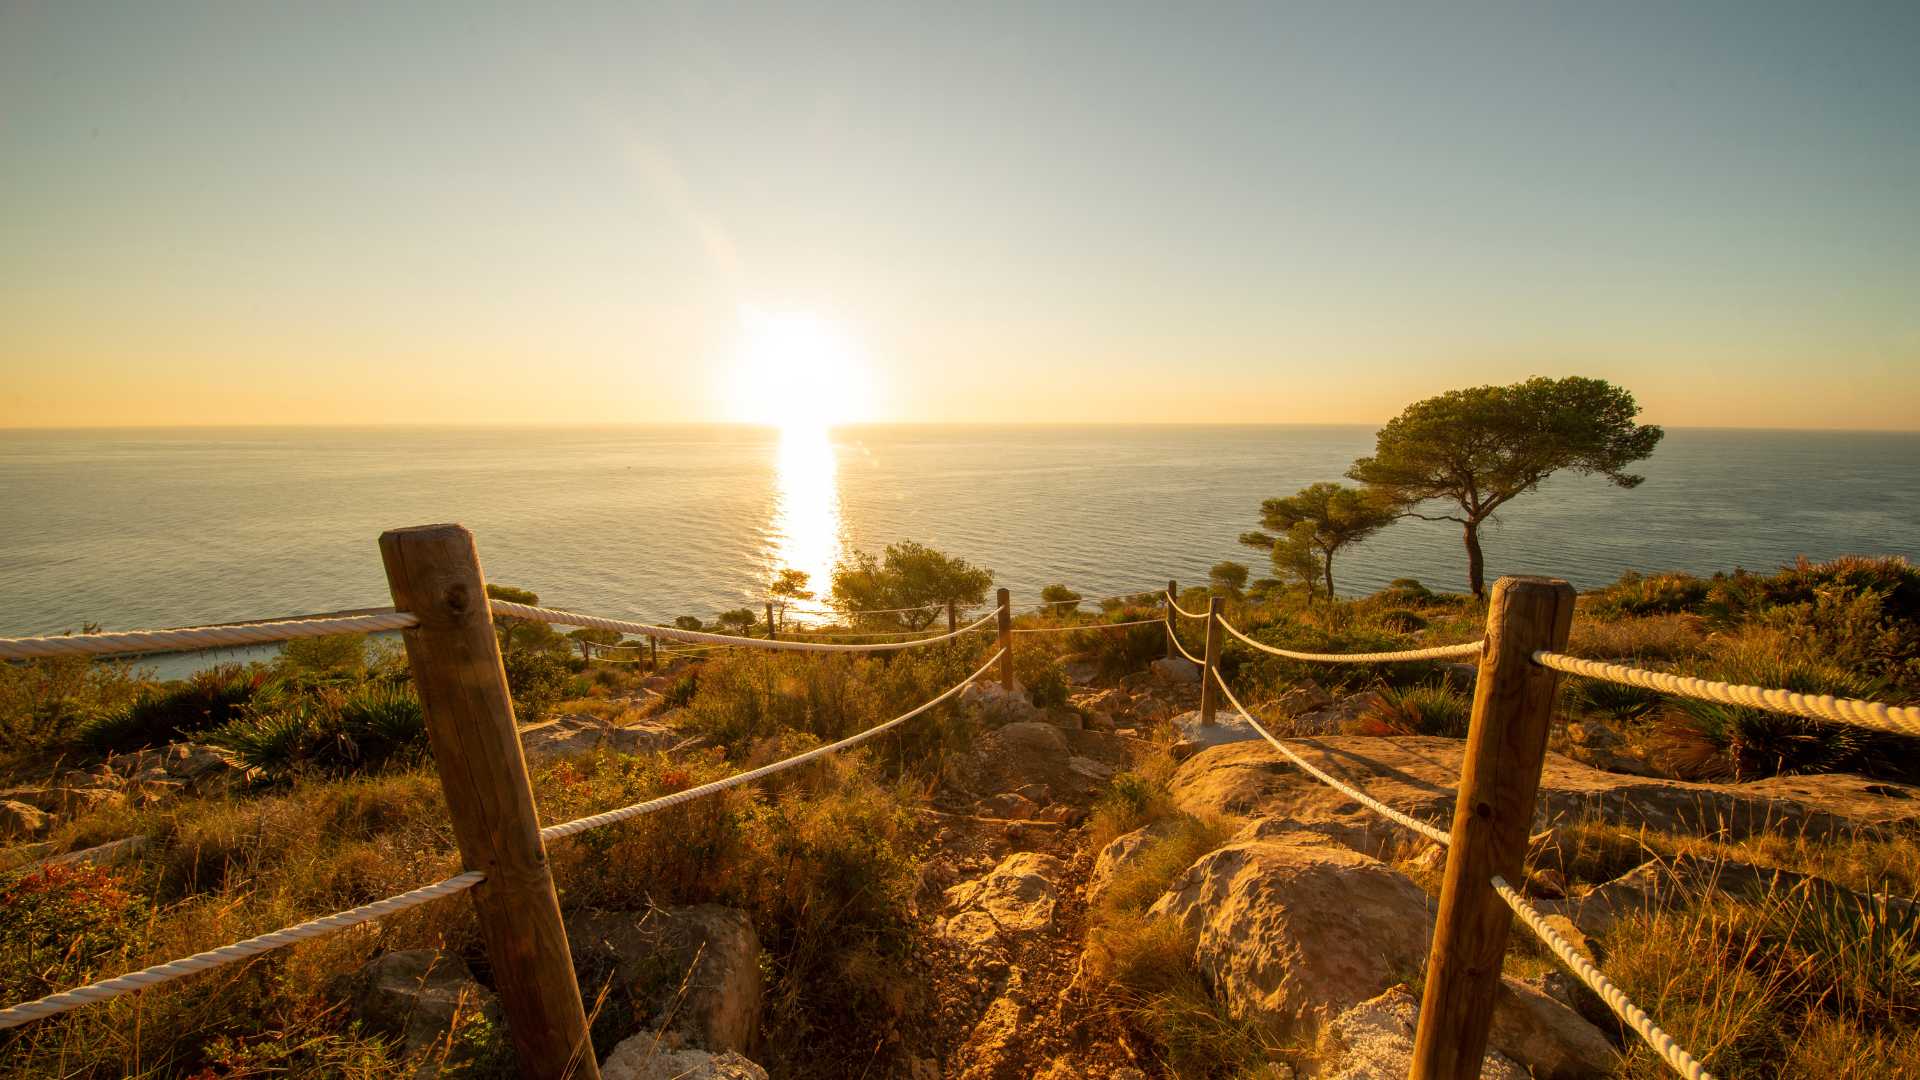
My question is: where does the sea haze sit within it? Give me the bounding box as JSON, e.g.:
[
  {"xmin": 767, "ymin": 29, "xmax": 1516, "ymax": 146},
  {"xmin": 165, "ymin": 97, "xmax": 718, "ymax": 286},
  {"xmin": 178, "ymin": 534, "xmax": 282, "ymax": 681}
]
[{"xmin": 3, "ymin": 425, "xmax": 1917, "ymax": 645}]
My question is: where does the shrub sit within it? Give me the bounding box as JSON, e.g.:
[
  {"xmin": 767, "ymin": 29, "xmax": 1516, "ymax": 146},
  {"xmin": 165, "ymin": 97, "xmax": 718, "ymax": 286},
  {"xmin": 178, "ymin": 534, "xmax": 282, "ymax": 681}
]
[
  {"xmin": 79, "ymin": 664, "xmax": 281, "ymax": 753},
  {"xmin": 502, "ymin": 649, "xmax": 571, "ymax": 721},
  {"xmin": 662, "ymin": 669, "xmax": 699, "ymax": 707},
  {"xmin": 1568, "ymin": 612, "xmax": 1708, "ymax": 661},
  {"xmin": 1565, "ymin": 677, "xmax": 1664, "ymax": 722},
  {"xmin": 1373, "ymin": 608, "xmax": 1428, "ymax": 633},
  {"xmin": 0, "ymin": 863, "xmax": 150, "ymax": 1006},
  {"xmin": 1016, "ymin": 651, "xmax": 1070, "ymax": 709},
  {"xmin": 1352, "ymin": 682, "xmax": 1471, "ymax": 738},
  {"xmin": 212, "ymin": 684, "xmax": 426, "ymax": 779},
  {"xmin": 0, "ymin": 655, "xmax": 147, "ymax": 756},
  {"xmin": 1086, "ymin": 912, "xmax": 1281, "ymax": 1078},
  {"xmin": 1376, "ymin": 577, "xmax": 1435, "ymax": 604},
  {"xmin": 1070, "ymin": 619, "xmax": 1165, "ymax": 678},
  {"xmin": 275, "ymin": 632, "xmax": 367, "ymax": 683},
  {"xmin": 1588, "ymin": 571, "xmax": 1711, "ymax": 619}
]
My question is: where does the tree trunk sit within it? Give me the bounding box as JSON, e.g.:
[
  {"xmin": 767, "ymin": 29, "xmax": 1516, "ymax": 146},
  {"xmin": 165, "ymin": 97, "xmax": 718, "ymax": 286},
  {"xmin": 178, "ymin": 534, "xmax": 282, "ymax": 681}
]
[
  {"xmin": 1323, "ymin": 551, "xmax": 1337, "ymax": 603},
  {"xmin": 1464, "ymin": 520, "xmax": 1486, "ymax": 599}
]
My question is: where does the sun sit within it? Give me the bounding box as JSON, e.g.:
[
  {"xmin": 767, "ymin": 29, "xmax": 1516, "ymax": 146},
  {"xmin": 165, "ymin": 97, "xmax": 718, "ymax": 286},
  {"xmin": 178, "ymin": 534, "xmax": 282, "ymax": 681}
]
[{"xmin": 728, "ymin": 307, "xmax": 875, "ymax": 428}]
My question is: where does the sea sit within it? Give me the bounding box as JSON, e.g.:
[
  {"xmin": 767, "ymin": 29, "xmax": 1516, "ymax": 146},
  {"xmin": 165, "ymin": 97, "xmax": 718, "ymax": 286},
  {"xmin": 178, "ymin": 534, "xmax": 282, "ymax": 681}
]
[{"xmin": 3, "ymin": 425, "xmax": 1917, "ymax": 674}]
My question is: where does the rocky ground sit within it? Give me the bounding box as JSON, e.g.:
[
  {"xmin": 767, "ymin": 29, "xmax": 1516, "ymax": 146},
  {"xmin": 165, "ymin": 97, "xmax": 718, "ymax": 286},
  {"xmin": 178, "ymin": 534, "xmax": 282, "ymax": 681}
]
[{"xmin": 10, "ymin": 655, "xmax": 1918, "ymax": 1079}]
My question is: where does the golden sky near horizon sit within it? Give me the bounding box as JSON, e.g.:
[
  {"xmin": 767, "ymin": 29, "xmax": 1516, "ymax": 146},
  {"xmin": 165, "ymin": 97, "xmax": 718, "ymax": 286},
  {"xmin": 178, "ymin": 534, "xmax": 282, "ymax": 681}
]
[{"xmin": 3, "ymin": 4, "xmax": 1917, "ymax": 431}]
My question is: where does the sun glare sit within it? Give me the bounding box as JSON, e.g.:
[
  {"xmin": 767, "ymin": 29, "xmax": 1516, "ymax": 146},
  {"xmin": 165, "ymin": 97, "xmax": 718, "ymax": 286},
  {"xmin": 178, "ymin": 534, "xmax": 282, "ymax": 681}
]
[{"xmin": 729, "ymin": 307, "xmax": 875, "ymax": 428}]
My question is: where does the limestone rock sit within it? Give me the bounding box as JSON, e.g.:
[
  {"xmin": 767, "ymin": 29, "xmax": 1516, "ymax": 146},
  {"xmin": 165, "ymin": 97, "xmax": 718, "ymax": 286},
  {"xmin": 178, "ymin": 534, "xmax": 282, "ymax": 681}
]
[
  {"xmin": 566, "ymin": 906, "xmax": 763, "ymax": 1054},
  {"xmin": 945, "ymin": 851, "xmax": 1066, "ymax": 936},
  {"xmin": 1490, "ymin": 976, "xmax": 1618, "ymax": 1078},
  {"xmin": 0, "ymin": 800, "xmax": 49, "ymax": 841},
  {"xmin": 1146, "ymin": 835, "xmax": 1437, "ymax": 1029},
  {"xmin": 942, "ymin": 722, "xmax": 1138, "ymax": 804},
  {"xmin": 346, "ymin": 951, "xmax": 497, "ymax": 1062},
  {"xmin": 1087, "ymin": 820, "xmax": 1180, "ymax": 907},
  {"xmin": 1565, "ymin": 721, "xmax": 1653, "ymax": 777},
  {"xmin": 1171, "ymin": 708, "xmax": 1264, "ymax": 750},
  {"xmin": 1150, "ymin": 657, "xmax": 1201, "ymax": 685},
  {"xmin": 600, "ymin": 1037, "xmax": 769, "ymax": 1080},
  {"xmin": 1325, "ymin": 987, "xmax": 1527, "ymax": 1080},
  {"xmin": 521, "ymin": 714, "xmax": 677, "ymax": 762},
  {"xmin": 960, "ymin": 680, "xmax": 1042, "ymax": 724}
]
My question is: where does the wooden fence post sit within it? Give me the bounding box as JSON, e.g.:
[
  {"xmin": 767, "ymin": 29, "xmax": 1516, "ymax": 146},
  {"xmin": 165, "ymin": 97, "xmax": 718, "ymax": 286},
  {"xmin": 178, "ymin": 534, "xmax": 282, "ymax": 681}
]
[
  {"xmin": 1409, "ymin": 576, "xmax": 1575, "ymax": 1080},
  {"xmin": 1198, "ymin": 594, "xmax": 1224, "ymax": 726},
  {"xmin": 1164, "ymin": 579, "xmax": 1178, "ymax": 659},
  {"xmin": 996, "ymin": 587, "xmax": 1014, "ymax": 691},
  {"xmin": 947, "ymin": 599, "xmax": 958, "ymax": 635},
  {"xmin": 649, "ymin": 635, "xmax": 658, "ymax": 670},
  {"xmin": 765, "ymin": 601, "xmax": 776, "ymax": 641},
  {"xmin": 379, "ymin": 525, "xmax": 600, "ymax": 1080}
]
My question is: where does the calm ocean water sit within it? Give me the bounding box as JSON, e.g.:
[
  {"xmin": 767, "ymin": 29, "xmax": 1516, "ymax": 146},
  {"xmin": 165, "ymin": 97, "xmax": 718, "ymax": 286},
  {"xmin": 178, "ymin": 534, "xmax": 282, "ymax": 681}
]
[{"xmin": 3, "ymin": 426, "xmax": 1918, "ymax": 657}]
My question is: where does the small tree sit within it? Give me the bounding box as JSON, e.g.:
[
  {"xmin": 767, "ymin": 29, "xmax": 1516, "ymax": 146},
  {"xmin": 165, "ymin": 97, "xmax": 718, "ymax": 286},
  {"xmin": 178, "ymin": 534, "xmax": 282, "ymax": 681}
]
[
  {"xmin": 1039, "ymin": 584, "xmax": 1082, "ymax": 614},
  {"xmin": 1208, "ymin": 561, "xmax": 1249, "ymax": 598},
  {"xmin": 767, "ymin": 568, "xmax": 813, "ymax": 633},
  {"xmin": 1239, "ymin": 482, "xmax": 1396, "ymax": 601},
  {"xmin": 831, "ymin": 541, "xmax": 993, "ymax": 630},
  {"xmin": 1263, "ymin": 523, "xmax": 1327, "ymax": 600},
  {"xmin": 673, "ymin": 615, "xmax": 704, "ymax": 632},
  {"xmin": 1348, "ymin": 376, "xmax": 1663, "ymax": 597},
  {"xmin": 716, "ymin": 608, "xmax": 757, "ymax": 635},
  {"xmin": 566, "ymin": 627, "xmax": 622, "ymax": 661}
]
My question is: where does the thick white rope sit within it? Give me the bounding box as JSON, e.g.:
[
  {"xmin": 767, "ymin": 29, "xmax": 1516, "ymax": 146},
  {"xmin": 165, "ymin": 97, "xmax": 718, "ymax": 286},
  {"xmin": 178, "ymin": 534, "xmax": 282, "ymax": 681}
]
[
  {"xmin": 1168, "ymin": 625, "xmax": 1206, "ymax": 666},
  {"xmin": 1493, "ymin": 875, "xmax": 1713, "ymax": 1080},
  {"xmin": 491, "ymin": 600, "xmax": 998, "ymax": 654},
  {"xmin": 1218, "ymin": 616, "xmax": 1484, "ymax": 664},
  {"xmin": 539, "ymin": 649, "xmax": 1004, "ymax": 840},
  {"xmin": 0, "ymin": 870, "xmax": 485, "ymax": 1031},
  {"xmin": 0, "ymin": 611, "xmax": 421, "ymax": 661},
  {"xmin": 1167, "ymin": 594, "xmax": 1210, "ymax": 620},
  {"xmin": 1210, "ymin": 668, "xmax": 1452, "ymax": 845},
  {"xmin": 1534, "ymin": 651, "xmax": 1920, "ymax": 737},
  {"xmin": 1012, "ymin": 617, "xmax": 1165, "ymax": 634}
]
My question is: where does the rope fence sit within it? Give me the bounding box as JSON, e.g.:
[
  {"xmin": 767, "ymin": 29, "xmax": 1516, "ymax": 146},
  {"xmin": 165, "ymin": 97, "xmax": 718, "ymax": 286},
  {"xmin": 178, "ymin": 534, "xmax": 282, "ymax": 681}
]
[
  {"xmin": 1012, "ymin": 616, "xmax": 1165, "ymax": 634},
  {"xmin": 1535, "ymin": 650, "xmax": 1920, "ymax": 737},
  {"xmin": 0, "ymin": 610, "xmax": 420, "ymax": 661},
  {"xmin": 0, "ymin": 647, "xmax": 1004, "ymax": 1032},
  {"xmin": 490, "ymin": 600, "xmax": 997, "ymax": 654},
  {"xmin": 1217, "ymin": 615, "xmax": 1484, "ymax": 664}
]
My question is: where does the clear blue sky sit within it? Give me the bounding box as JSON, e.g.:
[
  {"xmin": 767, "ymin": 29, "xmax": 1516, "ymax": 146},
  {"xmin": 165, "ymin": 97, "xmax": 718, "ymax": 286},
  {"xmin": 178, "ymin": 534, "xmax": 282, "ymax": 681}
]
[{"xmin": 3, "ymin": 1, "xmax": 1916, "ymax": 427}]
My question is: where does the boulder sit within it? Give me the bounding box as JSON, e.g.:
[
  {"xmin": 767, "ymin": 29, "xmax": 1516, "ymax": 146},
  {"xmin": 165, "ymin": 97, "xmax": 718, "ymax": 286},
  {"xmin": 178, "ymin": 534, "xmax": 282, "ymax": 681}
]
[
  {"xmin": 600, "ymin": 1037, "xmax": 769, "ymax": 1080},
  {"xmin": 976, "ymin": 792, "xmax": 1040, "ymax": 820},
  {"xmin": 945, "ymin": 851, "xmax": 1067, "ymax": 937},
  {"xmin": 345, "ymin": 951, "xmax": 497, "ymax": 1062},
  {"xmin": 1147, "ymin": 835, "xmax": 1435, "ymax": 1030},
  {"xmin": 1325, "ymin": 987, "xmax": 1527, "ymax": 1080},
  {"xmin": 1, "ymin": 800, "xmax": 49, "ymax": 841},
  {"xmin": 1171, "ymin": 709, "xmax": 1264, "ymax": 751},
  {"xmin": 566, "ymin": 906, "xmax": 762, "ymax": 1054},
  {"xmin": 960, "ymin": 680, "xmax": 1042, "ymax": 724},
  {"xmin": 1150, "ymin": 657, "xmax": 1201, "ymax": 685},
  {"xmin": 1564, "ymin": 721, "xmax": 1653, "ymax": 777},
  {"xmin": 521, "ymin": 714, "xmax": 677, "ymax": 762},
  {"xmin": 1146, "ymin": 834, "xmax": 1614, "ymax": 1075}
]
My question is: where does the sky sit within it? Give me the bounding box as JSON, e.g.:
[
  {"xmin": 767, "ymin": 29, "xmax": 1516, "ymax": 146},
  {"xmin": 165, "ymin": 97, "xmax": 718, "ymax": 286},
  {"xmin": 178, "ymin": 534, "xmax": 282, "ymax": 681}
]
[{"xmin": 2, "ymin": 1, "xmax": 1917, "ymax": 429}]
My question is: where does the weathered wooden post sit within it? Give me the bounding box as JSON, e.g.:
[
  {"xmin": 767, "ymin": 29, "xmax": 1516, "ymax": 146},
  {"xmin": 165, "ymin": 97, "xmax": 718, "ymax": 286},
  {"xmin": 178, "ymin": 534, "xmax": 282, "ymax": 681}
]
[
  {"xmin": 1198, "ymin": 594, "xmax": 1224, "ymax": 726},
  {"xmin": 765, "ymin": 601, "xmax": 776, "ymax": 641},
  {"xmin": 996, "ymin": 587, "xmax": 1014, "ymax": 691},
  {"xmin": 649, "ymin": 635, "xmax": 658, "ymax": 670},
  {"xmin": 379, "ymin": 525, "xmax": 599, "ymax": 1080},
  {"xmin": 1409, "ymin": 576, "xmax": 1575, "ymax": 1080},
  {"xmin": 1164, "ymin": 579, "xmax": 1178, "ymax": 659},
  {"xmin": 947, "ymin": 599, "xmax": 958, "ymax": 635}
]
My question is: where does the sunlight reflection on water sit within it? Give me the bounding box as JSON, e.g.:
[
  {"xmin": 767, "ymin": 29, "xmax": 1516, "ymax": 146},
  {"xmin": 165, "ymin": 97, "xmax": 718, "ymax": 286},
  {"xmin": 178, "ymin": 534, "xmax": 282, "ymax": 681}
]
[{"xmin": 764, "ymin": 424, "xmax": 846, "ymax": 623}]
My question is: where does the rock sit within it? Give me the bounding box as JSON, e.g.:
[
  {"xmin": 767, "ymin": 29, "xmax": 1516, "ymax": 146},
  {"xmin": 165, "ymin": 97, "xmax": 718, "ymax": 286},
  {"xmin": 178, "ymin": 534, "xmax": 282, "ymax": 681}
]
[
  {"xmin": 1739, "ymin": 772, "xmax": 1920, "ymax": 832},
  {"xmin": 945, "ymin": 852, "xmax": 1067, "ymax": 936},
  {"xmin": 1011, "ymin": 783, "xmax": 1053, "ymax": 804},
  {"xmin": 566, "ymin": 906, "xmax": 763, "ymax": 1053},
  {"xmin": 1150, "ymin": 657, "xmax": 1201, "ymax": 685},
  {"xmin": 346, "ymin": 951, "xmax": 497, "ymax": 1062},
  {"xmin": 957, "ymin": 988, "xmax": 1028, "ymax": 1080},
  {"xmin": 1088, "ymin": 820, "xmax": 1180, "ymax": 907},
  {"xmin": 167, "ymin": 743, "xmax": 240, "ymax": 791},
  {"xmin": 1031, "ymin": 804, "xmax": 1078, "ymax": 824},
  {"xmin": 1143, "ymin": 832, "xmax": 1611, "ymax": 1076},
  {"xmin": 0, "ymin": 800, "xmax": 49, "ymax": 840},
  {"xmin": 1565, "ymin": 721, "xmax": 1653, "ymax": 777},
  {"xmin": 521, "ymin": 714, "xmax": 677, "ymax": 762},
  {"xmin": 600, "ymin": 1037, "xmax": 769, "ymax": 1080},
  {"xmin": 942, "ymin": 722, "xmax": 1138, "ymax": 804},
  {"xmin": 1061, "ymin": 658, "xmax": 1101, "ymax": 685},
  {"xmin": 1325, "ymin": 987, "xmax": 1527, "ymax": 1080},
  {"xmin": 976, "ymin": 792, "xmax": 1040, "ymax": 820},
  {"xmin": 1168, "ymin": 736, "xmax": 1900, "ymax": 849},
  {"xmin": 960, "ymin": 680, "xmax": 1042, "ymax": 724},
  {"xmin": 1147, "ymin": 835, "xmax": 1437, "ymax": 1029},
  {"xmin": 1171, "ymin": 709, "xmax": 1264, "ymax": 750},
  {"xmin": 32, "ymin": 835, "xmax": 151, "ymax": 871}
]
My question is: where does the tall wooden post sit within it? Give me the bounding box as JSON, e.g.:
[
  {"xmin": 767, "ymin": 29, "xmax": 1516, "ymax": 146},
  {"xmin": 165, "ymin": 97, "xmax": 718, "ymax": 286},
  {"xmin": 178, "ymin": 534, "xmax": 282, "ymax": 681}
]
[
  {"xmin": 1198, "ymin": 595, "xmax": 1224, "ymax": 726},
  {"xmin": 996, "ymin": 587, "xmax": 1014, "ymax": 691},
  {"xmin": 765, "ymin": 601, "xmax": 776, "ymax": 641},
  {"xmin": 379, "ymin": 525, "xmax": 599, "ymax": 1080},
  {"xmin": 1164, "ymin": 579, "xmax": 1178, "ymax": 659},
  {"xmin": 947, "ymin": 599, "xmax": 958, "ymax": 635},
  {"xmin": 649, "ymin": 635, "xmax": 658, "ymax": 670},
  {"xmin": 1409, "ymin": 576, "xmax": 1575, "ymax": 1080}
]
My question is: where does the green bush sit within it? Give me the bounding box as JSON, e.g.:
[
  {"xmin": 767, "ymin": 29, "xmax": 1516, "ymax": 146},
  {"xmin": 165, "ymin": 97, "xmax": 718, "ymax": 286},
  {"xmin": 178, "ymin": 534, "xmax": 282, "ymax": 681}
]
[
  {"xmin": 1374, "ymin": 608, "xmax": 1428, "ymax": 633},
  {"xmin": 79, "ymin": 665, "xmax": 281, "ymax": 753},
  {"xmin": 0, "ymin": 655, "xmax": 147, "ymax": 756},
  {"xmin": 212, "ymin": 683, "xmax": 426, "ymax": 779},
  {"xmin": 1016, "ymin": 651, "xmax": 1070, "ymax": 709},
  {"xmin": 1070, "ymin": 618, "xmax": 1165, "ymax": 678},
  {"xmin": 502, "ymin": 649, "xmax": 571, "ymax": 721},
  {"xmin": 1352, "ymin": 682, "xmax": 1472, "ymax": 738},
  {"xmin": 1589, "ymin": 571, "xmax": 1712, "ymax": 619},
  {"xmin": 1565, "ymin": 677, "xmax": 1664, "ymax": 722}
]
